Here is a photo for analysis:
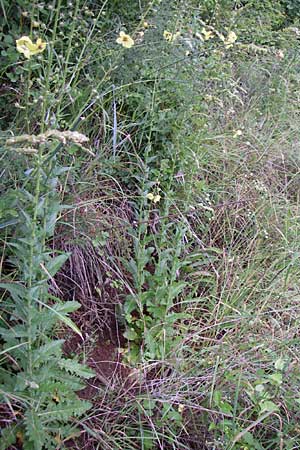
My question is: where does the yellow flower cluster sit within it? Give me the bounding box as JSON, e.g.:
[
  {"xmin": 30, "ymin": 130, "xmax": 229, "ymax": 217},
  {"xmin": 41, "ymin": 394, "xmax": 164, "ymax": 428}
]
[
  {"xmin": 199, "ymin": 27, "xmax": 237, "ymax": 49},
  {"xmin": 201, "ymin": 28, "xmax": 213, "ymax": 41},
  {"xmin": 16, "ymin": 36, "xmax": 46, "ymax": 59},
  {"xmin": 146, "ymin": 192, "xmax": 161, "ymax": 203},
  {"xmin": 163, "ymin": 30, "xmax": 180, "ymax": 42},
  {"xmin": 116, "ymin": 31, "xmax": 134, "ymax": 49},
  {"xmin": 222, "ymin": 31, "xmax": 237, "ymax": 49}
]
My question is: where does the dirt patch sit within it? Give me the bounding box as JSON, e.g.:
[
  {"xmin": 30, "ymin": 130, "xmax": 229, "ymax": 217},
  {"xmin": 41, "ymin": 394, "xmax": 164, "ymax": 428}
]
[
  {"xmin": 79, "ymin": 339, "xmax": 131, "ymax": 399},
  {"xmin": 63, "ymin": 318, "xmax": 136, "ymax": 401},
  {"xmin": 63, "ymin": 321, "xmax": 142, "ymax": 450}
]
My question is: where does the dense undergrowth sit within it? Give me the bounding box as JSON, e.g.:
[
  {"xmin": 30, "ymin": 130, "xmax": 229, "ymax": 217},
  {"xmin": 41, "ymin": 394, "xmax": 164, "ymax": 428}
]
[{"xmin": 1, "ymin": 0, "xmax": 300, "ymax": 449}]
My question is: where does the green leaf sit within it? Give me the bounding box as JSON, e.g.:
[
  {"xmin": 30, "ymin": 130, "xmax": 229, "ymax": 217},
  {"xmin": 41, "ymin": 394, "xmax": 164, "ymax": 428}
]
[
  {"xmin": 168, "ymin": 282, "xmax": 187, "ymax": 300},
  {"xmin": 259, "ymin": 400, "xmax": 279, "ymax": 413},
  {"xmin": 4, "ymin": 34, "xmax": 13, "ymax": 44},
  {"xmin": 24, "ymin": 410, "xmax": 45, "ymax": 450},
  {"xmin": 242, "ymin": 431, "xmax": 264, "ymax": 449},
  {"xmin": 0, "ymin": 425, "xmax": 19, "ymax": 450},
  {"xmin": 58, "ymin": 359, "xmax": 95, "ymax": 379},
  {"xmin": 268, "ymin": 372, "xmax": 283, "ymax": 385},
  {"xmin": 166, "ymin": 408, "xmax": 182, "ymax": 423},
  {"xmin": 0, "ymin": 324, "xmax": 29, "ymax": 339},
  {"xmin": 32, "ymin": 340, "xmax": 64, "ymax": 367},
  {"xmin": 45, "ymin": 253, "xmax": 70, "ymax": 277},
  {"xmin": 0, "ymin": 282, "xmax": 27, "ymax": 302},
  {"xmin": 38, "ymin": 368, "xmax": 85, "ymax": 391},
  {"xmin": 219, "ymin": 401, "xmax": 233, "ymax": 414},
  {"xmin": 34, "ymin": 298, "xmax": 83, "ymax": 338},
  {"xmin": 140, "ymin": 429, "xmax": 155, "ymax": 450},
  {"xmin": 44, "ymin": 201, "xmax": 61, "ymax": 236},
  {"xmin": 142, "ymin": 399, "xmax": 157, "ymax": 411},
  {"xmin": 213, "ymin": 390, "xmax": 222, "ymax": 406},
  {"xmin": 124, "ymin": 294, "xmax": 139, "ymax": 318},
  {"xmin": 39, "ymin": 400, "xmax": 92, "ymax": 422},
  {"xmin": 51, "ymin": 299, "xmax": 81, "ymax": 314},
  {"xmin": 124, "ymin": 328, "xmax": 138, "ymax": 340}
]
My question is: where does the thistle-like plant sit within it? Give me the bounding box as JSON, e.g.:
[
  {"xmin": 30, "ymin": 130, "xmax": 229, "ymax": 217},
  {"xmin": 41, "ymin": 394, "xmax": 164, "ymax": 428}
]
[{"xmin": 0, "ymin": 133, "xmax": 94, "ymax": 450}]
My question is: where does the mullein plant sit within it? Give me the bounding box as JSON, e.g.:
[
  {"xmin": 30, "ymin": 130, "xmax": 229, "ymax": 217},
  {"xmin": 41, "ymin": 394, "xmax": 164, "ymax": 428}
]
[
  {"xmin": 122, "ymin": 191, "xmax": 189, "ymax": 365},
  {"xmin": 0, "ymin": 133, "xmax": 94, "ymax": 449}
]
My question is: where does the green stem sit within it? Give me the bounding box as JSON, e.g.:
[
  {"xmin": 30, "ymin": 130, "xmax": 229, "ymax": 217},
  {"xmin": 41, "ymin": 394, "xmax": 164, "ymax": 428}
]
[
  {"xmin": 56, "ymin": 0, "xmax": 80, "ymax": 119},
  {"xmin": 40, "ymin": 0, "xmax": 62, "ymax": 132},
  {"xmin": 25, "ymin": 152, "xmax": 41, "ymax": 381}
]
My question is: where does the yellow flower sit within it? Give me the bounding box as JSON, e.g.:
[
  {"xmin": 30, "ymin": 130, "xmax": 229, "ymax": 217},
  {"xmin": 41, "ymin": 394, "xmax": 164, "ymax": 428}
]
[
  {"xmin": 116, "ymin": 31, "xmax": 134, "ymax": 49},
  {"xmin": 146, "ymin": 193, "xmax": 161, "ymax": 203},
  {"xmin": 178, "ymin": 404, "xmax": 185, "ymax": 413},
  {"xmin": 143, "ymin": 21, "xmax": 149, "ymax": 28},
  {"xmin": 163, "ymin": 30, "xmax": 180, "ymax": 42},
  {"xmin": 163, "ymin": 30, "xmax": 173, "ymax": 41},
  {"xmin": 202, "ymin": 28, "xmax": 213, "ymax": 41},
  {"xmin": 172, "ymin": 31, "xmax": 181, "ymax": 41},
  {"xmin": 52, "ymin": 393, "xmax": 60, "ymax": 403},
  {"xmin": 233, "ymin": 129, "xmax": 243, "ymax": 138},
  {"xmin": 16, "ymin": 36, "xmax": 46, "ymax": 59},
  {"xmin": 224, "ymin": 31, "xmax": 237, "ymax": 49}
]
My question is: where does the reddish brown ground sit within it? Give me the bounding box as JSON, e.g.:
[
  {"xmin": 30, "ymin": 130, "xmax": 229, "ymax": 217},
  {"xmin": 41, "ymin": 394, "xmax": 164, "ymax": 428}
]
[{"xmin": 63, "ymin": 322, "xmax": 133, "ymax": 401}]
